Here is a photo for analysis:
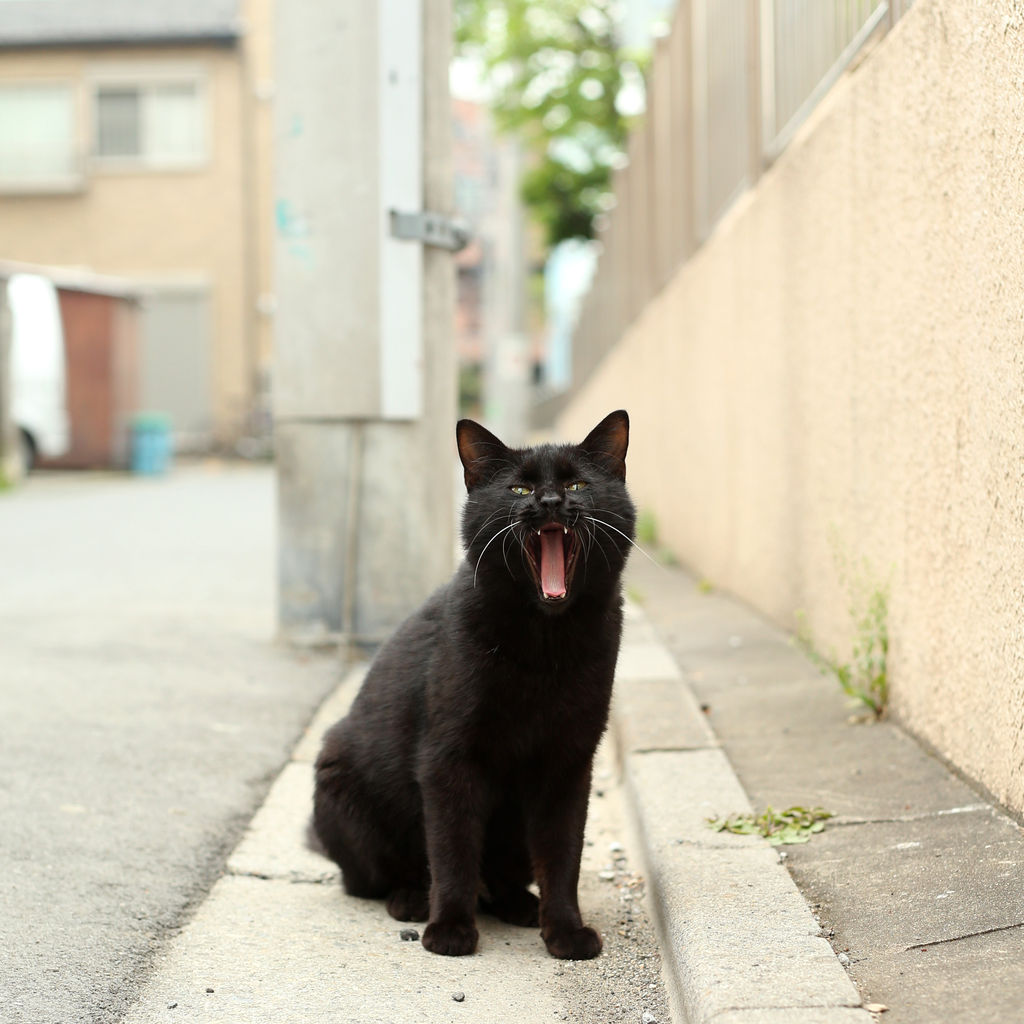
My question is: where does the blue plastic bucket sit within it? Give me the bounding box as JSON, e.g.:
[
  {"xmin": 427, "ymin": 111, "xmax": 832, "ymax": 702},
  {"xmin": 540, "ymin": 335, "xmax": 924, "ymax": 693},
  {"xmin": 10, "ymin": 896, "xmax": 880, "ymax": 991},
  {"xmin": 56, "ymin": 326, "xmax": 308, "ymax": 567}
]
[{"xmin": 130, "ymin": 413, "xmax": 173, "ymax": 475}]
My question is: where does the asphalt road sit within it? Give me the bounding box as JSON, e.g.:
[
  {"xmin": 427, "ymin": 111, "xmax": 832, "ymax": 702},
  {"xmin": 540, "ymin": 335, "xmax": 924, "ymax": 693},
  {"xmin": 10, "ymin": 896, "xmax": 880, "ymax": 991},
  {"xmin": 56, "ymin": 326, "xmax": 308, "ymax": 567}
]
[{"xmin": 0, "ymin": 464, "xmax": 340, "ymax": 1024}]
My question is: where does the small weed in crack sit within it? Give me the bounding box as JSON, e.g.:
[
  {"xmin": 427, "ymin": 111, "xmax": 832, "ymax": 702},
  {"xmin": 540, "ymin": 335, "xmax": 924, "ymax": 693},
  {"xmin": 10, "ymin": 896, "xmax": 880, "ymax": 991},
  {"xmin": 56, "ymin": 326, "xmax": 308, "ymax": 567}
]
[
  {"xmin": 796, "ymin": 584, "xmax": 889, "ymax": 720},
  {"xmin": 795, "ymin": 538, "xmax": 890, "ymax": 721}
]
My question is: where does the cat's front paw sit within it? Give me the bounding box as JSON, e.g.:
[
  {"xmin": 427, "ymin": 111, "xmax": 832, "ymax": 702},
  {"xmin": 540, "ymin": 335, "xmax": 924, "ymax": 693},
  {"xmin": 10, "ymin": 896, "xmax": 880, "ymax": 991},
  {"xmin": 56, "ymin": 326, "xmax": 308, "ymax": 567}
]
[
  {"xmin": 543, "ymin": 924, "xmax": 602, "ymax": 960},
  {"xmin": 422, "ymin": 919, "xmax": 479, "ymax": 957}
]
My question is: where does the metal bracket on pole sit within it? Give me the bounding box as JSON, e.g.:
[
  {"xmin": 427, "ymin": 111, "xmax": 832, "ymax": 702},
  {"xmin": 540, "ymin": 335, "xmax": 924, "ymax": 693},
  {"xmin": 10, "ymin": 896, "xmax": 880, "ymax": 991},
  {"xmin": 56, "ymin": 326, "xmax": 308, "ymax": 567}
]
[{"xmin": 389, "ymin": 209, "xmax": 470, "ymax": 252}]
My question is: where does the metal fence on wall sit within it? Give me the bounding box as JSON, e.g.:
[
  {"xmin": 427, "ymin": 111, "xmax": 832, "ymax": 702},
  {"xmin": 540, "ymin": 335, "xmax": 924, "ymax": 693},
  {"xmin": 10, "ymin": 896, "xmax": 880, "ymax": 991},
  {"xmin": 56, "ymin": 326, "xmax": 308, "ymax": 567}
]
[
  {"xmin": 569, "ymin": 0, "xmax": 914, "ymax": 394},
  {"xmin": 765, "ymin": 0, "xmax": 892, "ymax": 158}
]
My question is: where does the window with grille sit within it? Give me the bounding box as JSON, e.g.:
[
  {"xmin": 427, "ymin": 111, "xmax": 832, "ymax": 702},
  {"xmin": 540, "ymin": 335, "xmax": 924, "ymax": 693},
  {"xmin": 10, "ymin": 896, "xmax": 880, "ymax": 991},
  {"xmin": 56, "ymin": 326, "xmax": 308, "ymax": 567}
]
[{"xmin": 94, "ymin": 77, "xmax": 206, "ymax": 167}]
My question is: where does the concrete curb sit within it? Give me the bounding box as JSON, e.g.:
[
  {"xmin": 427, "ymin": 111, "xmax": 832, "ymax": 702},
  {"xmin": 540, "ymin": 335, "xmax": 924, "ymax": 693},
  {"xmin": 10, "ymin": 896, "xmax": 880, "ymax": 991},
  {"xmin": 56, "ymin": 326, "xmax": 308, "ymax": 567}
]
[
  {"xmin": 613, "ymin": 602, "xmax": 875, "ymax": 1024},
  {"xmin": 225, "ymin": 663, "xmax": 367, "ymax": 885}
]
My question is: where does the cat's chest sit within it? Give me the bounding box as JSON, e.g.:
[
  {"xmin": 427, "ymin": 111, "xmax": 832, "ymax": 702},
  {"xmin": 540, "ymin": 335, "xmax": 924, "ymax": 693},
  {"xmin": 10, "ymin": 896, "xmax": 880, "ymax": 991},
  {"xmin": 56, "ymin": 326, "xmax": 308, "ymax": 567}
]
[
  {"xmin": 428, "ymin": 601, "xmax": 622, "ymax": 761},
  {"xmin": 465, "ymin": 650, "xmax": 614, "ymax": 760}
]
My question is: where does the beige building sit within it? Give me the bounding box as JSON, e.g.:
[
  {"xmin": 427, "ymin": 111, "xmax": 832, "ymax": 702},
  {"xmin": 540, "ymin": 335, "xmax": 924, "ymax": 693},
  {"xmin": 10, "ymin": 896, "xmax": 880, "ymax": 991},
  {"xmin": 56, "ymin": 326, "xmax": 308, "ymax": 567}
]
[
  {"xmin": 557, "ymin": 0, "xmax": 1024, "ymax": 817},
  {"xmin": 0, "ymin": 0, "xmax": 274, "ymax": 449}
]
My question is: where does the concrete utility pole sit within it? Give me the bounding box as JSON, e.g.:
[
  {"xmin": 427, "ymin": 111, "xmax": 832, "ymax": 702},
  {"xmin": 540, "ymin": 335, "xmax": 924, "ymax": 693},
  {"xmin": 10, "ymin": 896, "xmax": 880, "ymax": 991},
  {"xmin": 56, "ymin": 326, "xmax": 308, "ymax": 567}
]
[
  {"xmin": 274, "ymin": 0, "xmax": 456, "ymax": 645},
  {"xmin": 0, "ymin": 282, "xmax": 13, "ymax": 483}
]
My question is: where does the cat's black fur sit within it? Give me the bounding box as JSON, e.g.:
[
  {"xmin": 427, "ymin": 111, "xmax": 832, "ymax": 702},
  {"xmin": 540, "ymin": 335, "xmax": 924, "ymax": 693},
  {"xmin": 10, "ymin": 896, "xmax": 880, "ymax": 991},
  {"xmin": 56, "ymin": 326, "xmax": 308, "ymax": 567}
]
[{"xmin": 311, "ymin": 411, "xmax": 636, "ymax": 959}]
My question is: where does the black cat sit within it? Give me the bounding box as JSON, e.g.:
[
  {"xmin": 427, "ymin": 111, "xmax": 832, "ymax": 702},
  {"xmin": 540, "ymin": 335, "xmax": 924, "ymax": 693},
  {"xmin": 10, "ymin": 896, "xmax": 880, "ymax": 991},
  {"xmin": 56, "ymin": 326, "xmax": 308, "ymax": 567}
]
[{"xmin": 311, "ymin": 410, "xmax": 636, "ymax": 959}]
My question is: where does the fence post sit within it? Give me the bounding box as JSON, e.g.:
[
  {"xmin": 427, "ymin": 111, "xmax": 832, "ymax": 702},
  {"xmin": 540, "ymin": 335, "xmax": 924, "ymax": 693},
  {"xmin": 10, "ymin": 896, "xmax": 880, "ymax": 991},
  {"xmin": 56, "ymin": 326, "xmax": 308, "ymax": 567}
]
[
  {"xmin": 746, "ymin": 0, "xmax": 762, "ymax": 187},
  {"xmin": 627, "ymin": 129, "xmax": 650, "ymax": 318},
  {"xmin": 650, "ymin": 35, "xmax": 674, "ymax": 290},
  {"xmin": 670, "ymin": 0, "xmax": 697, "ymax": 262},
  {"xmin": 690, "ymin": 0, "xmax": 709, "ymax": 242},
  {"xmin": 758, "ymin": 0, "xmax": 776, "ymax": 162}
]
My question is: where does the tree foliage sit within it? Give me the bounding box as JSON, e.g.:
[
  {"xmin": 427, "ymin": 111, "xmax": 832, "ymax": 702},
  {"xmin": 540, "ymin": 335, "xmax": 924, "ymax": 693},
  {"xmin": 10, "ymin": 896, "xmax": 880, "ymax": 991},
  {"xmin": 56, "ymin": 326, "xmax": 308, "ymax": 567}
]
[{"xmin": 455, "ymin": 0, "xmax": 645, "ymax": 247}]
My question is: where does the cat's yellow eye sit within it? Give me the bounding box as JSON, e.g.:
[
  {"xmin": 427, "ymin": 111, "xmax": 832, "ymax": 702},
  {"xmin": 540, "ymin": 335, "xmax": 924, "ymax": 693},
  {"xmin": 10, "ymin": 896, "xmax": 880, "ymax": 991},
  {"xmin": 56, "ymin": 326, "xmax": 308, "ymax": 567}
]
[
  {"xmin": 510, "ymin": 485, "xmax": 533, "ymax": 496},
  {"xmin": 567, "ymin": 481, "xmax": 587, "ymax": 491}
]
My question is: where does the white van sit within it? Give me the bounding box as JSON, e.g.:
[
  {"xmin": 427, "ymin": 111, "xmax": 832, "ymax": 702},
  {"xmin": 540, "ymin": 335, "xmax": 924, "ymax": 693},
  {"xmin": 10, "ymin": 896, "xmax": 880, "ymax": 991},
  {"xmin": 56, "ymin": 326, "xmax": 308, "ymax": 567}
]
[{"xmin": 6, "ymin": 272, "xmax": 70, "ymax": 472}]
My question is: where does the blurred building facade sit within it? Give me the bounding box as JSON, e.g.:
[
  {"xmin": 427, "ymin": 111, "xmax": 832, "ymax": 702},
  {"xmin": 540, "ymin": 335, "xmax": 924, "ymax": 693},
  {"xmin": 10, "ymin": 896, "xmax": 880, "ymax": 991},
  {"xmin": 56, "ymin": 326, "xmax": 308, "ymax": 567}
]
[
  {"xmin": 0, "ymin": 0, "xmax": 273, "ymax": 451},
  {"xmin": 451, "ymin": 98, "xmax": 489, "ymax": 417},
  {"xmin": 0, "ymin": 262, "xmax": 142, "ymax": 470},
  {"xmin": 451, "ymin": 96, "xmax": 537, "ymax": 444}
]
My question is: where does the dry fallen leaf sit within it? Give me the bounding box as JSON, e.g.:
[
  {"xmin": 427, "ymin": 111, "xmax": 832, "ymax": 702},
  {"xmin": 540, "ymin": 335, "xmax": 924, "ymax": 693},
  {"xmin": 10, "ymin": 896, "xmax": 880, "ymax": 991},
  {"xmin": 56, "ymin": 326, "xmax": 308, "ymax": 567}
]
[{"xmin": 865, "ymin": 1005, "xmax": 889, "ymax": 1014}]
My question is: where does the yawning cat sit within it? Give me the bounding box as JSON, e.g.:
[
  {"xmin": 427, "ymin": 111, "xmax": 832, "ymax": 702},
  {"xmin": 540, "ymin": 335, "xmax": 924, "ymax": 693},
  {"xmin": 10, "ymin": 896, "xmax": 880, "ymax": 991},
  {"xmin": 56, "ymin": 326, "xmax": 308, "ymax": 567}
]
[{"xmin": 311, "ymin": 411, "xmax": 636, "ymax": 959}]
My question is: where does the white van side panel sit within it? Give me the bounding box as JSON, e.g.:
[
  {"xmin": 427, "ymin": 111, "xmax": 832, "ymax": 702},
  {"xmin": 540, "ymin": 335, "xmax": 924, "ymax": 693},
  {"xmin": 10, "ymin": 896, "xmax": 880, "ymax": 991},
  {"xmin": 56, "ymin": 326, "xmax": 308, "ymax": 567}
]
[{"xmin": 8, "ymin": 273, "xmax": 69, "ymax": 458}]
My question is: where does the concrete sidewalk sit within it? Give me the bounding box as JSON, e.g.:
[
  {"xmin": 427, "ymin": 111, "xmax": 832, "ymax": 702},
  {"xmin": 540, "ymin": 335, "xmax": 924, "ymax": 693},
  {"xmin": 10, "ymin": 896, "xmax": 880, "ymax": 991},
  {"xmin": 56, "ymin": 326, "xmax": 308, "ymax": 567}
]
[
  {"xmin": 111, "ymin": 530, "xmax": 1024, "ymax": 1023},
  {"xmin": 624, "ymin": 557, "xmax": 1024, "ymax": 1024},
  {"xmin": 119, "ymin": 657, "xmax": 672, "ymax": 1024}
]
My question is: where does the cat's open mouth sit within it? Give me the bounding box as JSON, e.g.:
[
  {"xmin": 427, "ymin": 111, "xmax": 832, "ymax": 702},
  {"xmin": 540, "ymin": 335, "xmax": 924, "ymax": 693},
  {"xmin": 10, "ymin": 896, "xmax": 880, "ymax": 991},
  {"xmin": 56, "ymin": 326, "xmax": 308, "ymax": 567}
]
[{"xmin": 525, "ymin": 524, "xmax": 580, "ymax": 602}]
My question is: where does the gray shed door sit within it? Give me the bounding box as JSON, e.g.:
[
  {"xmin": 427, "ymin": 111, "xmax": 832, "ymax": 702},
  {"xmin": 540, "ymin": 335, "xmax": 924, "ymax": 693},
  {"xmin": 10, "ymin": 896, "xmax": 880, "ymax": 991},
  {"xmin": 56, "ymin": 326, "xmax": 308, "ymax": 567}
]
[{"xmin": 139, "ymin": 287, "xmax": 212, "ymax": 450}]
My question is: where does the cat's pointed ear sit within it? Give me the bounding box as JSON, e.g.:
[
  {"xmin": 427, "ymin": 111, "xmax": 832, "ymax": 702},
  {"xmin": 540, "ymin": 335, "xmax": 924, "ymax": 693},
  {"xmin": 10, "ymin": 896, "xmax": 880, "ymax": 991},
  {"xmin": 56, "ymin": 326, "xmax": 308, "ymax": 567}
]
[
  {"xmin": 580, "ymin": 410, "xmax": 629, "ymax": 481},
  {"xmin": 456, "ymin": 419, "xmax": 510, "ymax": 490}
]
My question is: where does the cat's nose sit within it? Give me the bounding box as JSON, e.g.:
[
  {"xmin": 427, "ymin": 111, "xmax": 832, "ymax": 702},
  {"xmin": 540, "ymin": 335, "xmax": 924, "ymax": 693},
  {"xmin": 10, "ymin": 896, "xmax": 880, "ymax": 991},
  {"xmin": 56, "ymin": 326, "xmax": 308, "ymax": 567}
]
[{"xmin": 539, "ymin": 492, "xmax": 562, "ymax": 509}]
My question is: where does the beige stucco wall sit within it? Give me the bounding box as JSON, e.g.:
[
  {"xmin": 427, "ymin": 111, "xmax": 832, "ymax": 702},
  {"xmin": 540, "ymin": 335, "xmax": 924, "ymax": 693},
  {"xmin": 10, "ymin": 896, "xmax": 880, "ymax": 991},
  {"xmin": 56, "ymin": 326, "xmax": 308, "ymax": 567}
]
[
  {"xmin": 0, "ymin": 40, "xmax": 256, "ymax": 442},
  {"xmin": 558, "ymin": 0, "xmax": 1024, "ymax": 812}
]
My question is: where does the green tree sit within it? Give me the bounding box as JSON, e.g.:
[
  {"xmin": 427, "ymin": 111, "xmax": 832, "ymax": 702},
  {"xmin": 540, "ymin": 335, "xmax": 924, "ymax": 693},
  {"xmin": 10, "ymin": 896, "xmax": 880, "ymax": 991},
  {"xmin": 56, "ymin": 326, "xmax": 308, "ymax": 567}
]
[{"xmin": 455, "ymin": 0, "xmax": 645, "ymax": 247}]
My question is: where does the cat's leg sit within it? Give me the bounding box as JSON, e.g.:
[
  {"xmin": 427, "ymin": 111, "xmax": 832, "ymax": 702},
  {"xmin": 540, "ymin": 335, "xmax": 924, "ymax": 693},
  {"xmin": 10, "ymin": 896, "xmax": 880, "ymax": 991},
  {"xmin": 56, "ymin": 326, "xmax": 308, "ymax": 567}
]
[
  {"xmin": 527, "ymin": 761, "xmax": 602, "ymax": 960},
  {"xmin": 314, "ymin": 745, "xmax": 427, "ymax": 906},
  {"xmin": 311, "ymin": 791, "xmax": 389, "ymax": 899},
  {"xmin": 418, "ymin": 761, "xmax": 484, "ymax": 956},
  {"xmin": 317, "ymin": 794, "xmax": 429, "ymax": 916},
  {"xmin": 480, "ymin": 802, "xmax": 539, "ymax": 927}
]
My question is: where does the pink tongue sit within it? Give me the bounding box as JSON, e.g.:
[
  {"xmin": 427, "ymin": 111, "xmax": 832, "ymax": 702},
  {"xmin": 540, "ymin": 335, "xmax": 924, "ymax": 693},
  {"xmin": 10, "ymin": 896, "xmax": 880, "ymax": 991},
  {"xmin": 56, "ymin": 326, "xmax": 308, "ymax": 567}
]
[{"xmin": 539, "ymin": 529, "xmax": 566, "ymax": 598}]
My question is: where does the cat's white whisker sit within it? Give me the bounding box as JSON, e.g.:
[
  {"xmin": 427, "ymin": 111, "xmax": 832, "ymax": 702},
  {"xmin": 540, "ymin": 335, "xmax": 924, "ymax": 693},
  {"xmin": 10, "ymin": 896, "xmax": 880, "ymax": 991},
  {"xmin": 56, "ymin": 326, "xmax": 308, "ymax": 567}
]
[
  {"xmin": 587, "ymin": 506, "xmax": 630, "ymax": 520},
  {"xmin": 467, "ymin": 508, "xmax": 508, "ymax": 547},
  {"xmin": 473, "ymin": 522, "xmax": 520, "ymax": 587},
  {"xmin": 584, "ymin": 516, "xmax": 661, "ymax": 567},
  {"xmin": 501, "ymin": 522, "xmax": 520, "ymax": 580},
  {"xmin": 516, "ymin": 523, "xmax": 530, "ymax": 576},
  {"xmin": 582, "ymin": 516, "xmax": 612, "ymax": 571}
]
